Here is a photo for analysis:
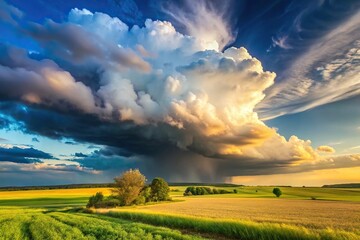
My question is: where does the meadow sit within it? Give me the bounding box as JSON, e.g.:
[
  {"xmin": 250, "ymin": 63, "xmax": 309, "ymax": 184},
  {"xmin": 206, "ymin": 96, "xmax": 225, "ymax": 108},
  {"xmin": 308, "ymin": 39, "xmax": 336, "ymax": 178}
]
[{"xmin": 0, "ymin": 186, "xmax": 359, "ymax": 239}]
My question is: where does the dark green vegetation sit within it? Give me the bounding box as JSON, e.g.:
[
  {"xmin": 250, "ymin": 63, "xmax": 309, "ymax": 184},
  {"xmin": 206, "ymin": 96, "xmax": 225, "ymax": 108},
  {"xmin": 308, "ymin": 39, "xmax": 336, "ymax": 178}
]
[
  {"xmin": 87, "ymin": 170, "xmax": 171, "ymax": 208},
  {"xmin": 0, "ymin": 208, "xmax": 204, "ymax": 240},
  {"xmin": 272, "ymin": 188, "xmax": 282, "ymax": 198},
  {"xmin": 183, "ymin": 186, "xmax": 234, "ymax": 196}
]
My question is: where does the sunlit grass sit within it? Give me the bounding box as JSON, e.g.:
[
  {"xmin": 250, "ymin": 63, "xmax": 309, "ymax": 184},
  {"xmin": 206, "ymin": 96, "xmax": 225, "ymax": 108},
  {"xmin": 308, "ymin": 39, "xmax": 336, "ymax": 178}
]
[{"xmin": 104, "ymin": 210, "xmax": 360, "ymax": 240}]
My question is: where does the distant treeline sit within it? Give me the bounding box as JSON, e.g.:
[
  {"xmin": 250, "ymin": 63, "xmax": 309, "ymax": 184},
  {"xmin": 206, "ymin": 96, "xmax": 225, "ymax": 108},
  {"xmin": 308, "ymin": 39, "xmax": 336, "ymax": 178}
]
[
  {"xmin": 0, "ymin": 183, "xmax": 116, "ymax": 191},
  {"xmin": 0, "ymin": 182, "xmax": 243, "ymax": 191},
  {"xmin": 322, "ymin": 183, "xmax": 360, "ymax": 188},
  {"xmin": 183, "ymin": 186, "xmax": 236, "ymax": 196}
]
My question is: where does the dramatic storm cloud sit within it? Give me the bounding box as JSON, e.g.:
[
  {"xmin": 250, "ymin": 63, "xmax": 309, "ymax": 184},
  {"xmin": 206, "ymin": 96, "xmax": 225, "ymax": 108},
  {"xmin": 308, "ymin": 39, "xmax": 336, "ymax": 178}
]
[
  {"xmin": 0, "ymin": 143, "xmax": 53, "ymax": 163},
  {"xmin": 0, "ymin": 0, "xmax": 359, "ymax": 183}
]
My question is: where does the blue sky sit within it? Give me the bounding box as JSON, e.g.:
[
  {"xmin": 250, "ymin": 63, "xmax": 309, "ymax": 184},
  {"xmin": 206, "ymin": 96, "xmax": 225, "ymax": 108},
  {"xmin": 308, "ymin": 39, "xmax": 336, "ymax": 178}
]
[{"xmin": 0, "ymin": 0, "xmax": 359, "ymax": 186}]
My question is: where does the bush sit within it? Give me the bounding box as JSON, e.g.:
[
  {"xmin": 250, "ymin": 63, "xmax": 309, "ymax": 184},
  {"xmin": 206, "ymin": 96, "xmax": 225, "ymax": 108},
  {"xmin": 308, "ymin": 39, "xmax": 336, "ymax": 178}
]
[
  {"xmin": 212, "ymin": 188, "xmax": 219, "ymax": 194},
  {"xmin": 86, "ymin": 192, "xmax": 104, "ymax": 208},
  {"xmin": 140, "ymin": 186, "xmax": 151, "ymax": 203},
  {"xmin": 273, "ymin": 188, "xmax": 282, "ymax": 198},
  {"xmin": 183, "ymin": 191, "xmax": 192, "ymax": 196},
  {"xmin": 219, "ymin": 189, "xmax": 232, "ymax": 194},
  {"xmin": 311, "ymin": 196, "xmax": 317, "ymax": 200},
  {"xmin": 95, "ymin": 198, "xmax": 121, "ymax": 208},
  {"xmin": 134, "ymin": 195, "xmax": 146, "ymax": 205},
  {"xmin": 233, "ymin": 189, "xmax": 238, "ymax": 193},
  {"xmin": 203, "ymin": 187, "xmax": 213, "ymax": 194},
  {"xmin": 150, "ymin": 177, "xmax": 170, "ymax": 201}
]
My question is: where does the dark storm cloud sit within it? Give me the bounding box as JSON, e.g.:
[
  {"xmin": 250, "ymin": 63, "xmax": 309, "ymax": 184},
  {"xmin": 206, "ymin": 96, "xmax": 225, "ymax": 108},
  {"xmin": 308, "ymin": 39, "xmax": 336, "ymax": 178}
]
[
  {"xmin": 0, "ymin": 145, "xmax": 53, "ymax": 163},
  {"xmin": 74, "ymin": 152, "xmax": 87, "ymax": 158}
]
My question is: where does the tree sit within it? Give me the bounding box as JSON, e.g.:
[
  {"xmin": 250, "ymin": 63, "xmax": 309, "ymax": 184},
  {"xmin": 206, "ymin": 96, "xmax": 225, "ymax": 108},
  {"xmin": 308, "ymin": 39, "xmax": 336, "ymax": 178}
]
[
  {"xmin": 150, "ymin": 177, "xmax": 170, "ymax": 201},
  {"xmin": 87, "ymin": 192, "xmax": 104, "ymax": 208},
  {"xmin": 273, "ymin": 187, "xmax": 282, "ymax": 198},
  {"xmin": 112, "ymin": 169, "xmax": 146, "ymax": 206}
]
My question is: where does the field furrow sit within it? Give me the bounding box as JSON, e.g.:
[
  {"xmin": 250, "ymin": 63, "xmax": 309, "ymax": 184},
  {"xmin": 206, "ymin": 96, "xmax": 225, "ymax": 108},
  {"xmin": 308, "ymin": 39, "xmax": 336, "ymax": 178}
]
[
  {"xmin": 0, "ymin": 214, "xmax": 31, "ymax": 240},
  {"xmin": 49, "ymin": 212, "xmax": 206, "ymax": 240},
  {"xmin": 29, "ymin": 213, "xmax": 90, "ymax": 240}
]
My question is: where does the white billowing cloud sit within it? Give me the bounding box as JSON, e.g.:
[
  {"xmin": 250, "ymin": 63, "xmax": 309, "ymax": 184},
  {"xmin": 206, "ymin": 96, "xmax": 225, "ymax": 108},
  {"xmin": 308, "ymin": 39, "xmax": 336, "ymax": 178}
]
[
  {"xmin": 0, "ymin": 8, "xmax": 322, "ymax": 167},
  {"xmin": 259, "ymin": 11, "xmax": 360, "ymax": 120},
  {"xmin": 160, "ymin": 0, "xmax": 235, "ymax": 51},
  {"xmin": 65, "ymin": 9, "xmax": 321, "ymax": 163}
]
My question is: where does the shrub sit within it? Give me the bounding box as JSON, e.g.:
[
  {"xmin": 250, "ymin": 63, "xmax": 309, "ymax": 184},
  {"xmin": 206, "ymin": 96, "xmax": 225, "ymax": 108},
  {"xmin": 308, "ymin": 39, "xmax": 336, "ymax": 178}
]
[
  {"xmin": 273, "ymin": 187, "xmax": 282, "ymax": 198},
  {"xmin": 219, "ymin": 189, "xmax": 231, "ymax": 194},
  {"xmin": 86, "ymin": 192, "xmax": 104, "ymax": 208},
  {"xmin": 188, "ymin": 187, "xmax": 196, "ymax": 195},
  {"xmin": 134, "ymin": 195, "xmax": 146, "ymax": 205},
  {"xmin": 203, "ymin": 187, "xmax": 213, "ymax": 194},
  {"xmin": 150, "ymin": 177, "xmax": 170, "ymax": 201},
  {"xmin": 95, "ymin": 198, "xmax": 121, "ymax": 208},
  {"xmin": 233, "ymin": 189, "xmax": 238, "ymax": 193},
  {"xmin": 183, "ymin": 191, "xmax": 192, "ymax": 196},
  {"xmin": 212, "ymin": 188, "xmax": 219, "ymax": 194},
  {"xmin": 112, "ymin": 169, "xmax": 146, "ymax": 206},
  {"xmin": 140, "ymin": 186, "xmax": 151, "ymax": 203},
  {"xmin": 311, "ymin": 196, "xmax": 317, "ymax": 200}
]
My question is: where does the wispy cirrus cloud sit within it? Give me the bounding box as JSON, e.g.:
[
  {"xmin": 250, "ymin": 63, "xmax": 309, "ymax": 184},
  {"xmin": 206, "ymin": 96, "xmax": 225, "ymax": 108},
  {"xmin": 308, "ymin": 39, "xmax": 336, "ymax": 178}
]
[{"xmin": 259, "ymin": 6, "xmax": 360, "ymax": 120}]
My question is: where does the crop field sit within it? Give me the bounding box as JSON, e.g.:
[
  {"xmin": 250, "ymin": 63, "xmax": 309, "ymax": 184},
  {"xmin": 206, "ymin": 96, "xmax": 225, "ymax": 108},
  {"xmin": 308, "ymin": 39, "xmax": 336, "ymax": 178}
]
[
  {"xmin": 0, "ymin": 188, "xmax": 112, "ymax": 207},
  {"xmin": 0, "ymin": 186, "xmax": 360, "ymax": 239},
  {"xmin": 0, "ymin": 208, "xmax": 205, "ymax": 240},
  {"xmin": 122, "ymin": 198, "xmax": 360, "ymax": 231}
]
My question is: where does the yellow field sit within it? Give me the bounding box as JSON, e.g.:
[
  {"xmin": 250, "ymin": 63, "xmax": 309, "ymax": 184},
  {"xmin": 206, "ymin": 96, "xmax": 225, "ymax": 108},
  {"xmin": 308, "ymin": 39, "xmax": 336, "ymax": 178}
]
[
  {"xmin": 112, "ymin": 197, "xmax": 360, "ymax": 232},
  {"xmin": 0, "ymin": 188, "xmax": 112, "ymax": 199}
]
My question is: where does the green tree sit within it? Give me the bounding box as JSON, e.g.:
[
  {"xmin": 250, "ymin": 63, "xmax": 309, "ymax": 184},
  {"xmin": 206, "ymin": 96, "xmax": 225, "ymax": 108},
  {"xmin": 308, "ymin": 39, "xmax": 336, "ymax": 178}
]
[
  {"xmin": 112, "ymin": 169, "xmax": 146, "ymax": 206},
  {"xmin": 135, "ymin": 186, "xmax": 151, "ymax": 204},
  {"xmin": 87, "ymin": 192, "xmax": 104, "ymax": 208},
  {"xmin": 150, "ymin": 177, "xmax": 170, "ymax": 201},
  {"xmin": 273, "ymin": 187, "xmax": 282, "ymax": 198}
]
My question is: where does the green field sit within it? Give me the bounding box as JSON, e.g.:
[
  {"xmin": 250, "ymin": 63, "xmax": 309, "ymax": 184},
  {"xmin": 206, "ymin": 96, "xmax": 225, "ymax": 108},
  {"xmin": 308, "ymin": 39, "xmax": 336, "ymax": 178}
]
[{"xmin": 0, "ymin": 186, "xmax": 360, "ymax": 239}]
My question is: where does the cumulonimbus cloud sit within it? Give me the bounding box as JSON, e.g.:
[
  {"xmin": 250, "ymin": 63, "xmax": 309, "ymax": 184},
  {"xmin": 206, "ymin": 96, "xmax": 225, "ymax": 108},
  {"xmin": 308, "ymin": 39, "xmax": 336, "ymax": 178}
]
[{"xmin": 0, "ymin": 4, "xmax": 349, "ymax": 181}]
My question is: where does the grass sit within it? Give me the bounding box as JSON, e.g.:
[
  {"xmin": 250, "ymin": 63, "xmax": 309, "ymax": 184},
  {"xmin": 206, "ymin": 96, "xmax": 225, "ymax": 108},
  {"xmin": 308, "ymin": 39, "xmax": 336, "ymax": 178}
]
[
  {"xmin": 0, "ymin": 186, "xmax": 359, "ymax": 239},
  {"xmin": 0, "ymin": 208, "xmax": 206, "ymax": 240},
  {"xmin": 125, "ymin": 197, "xmax": 360, "ymax": 231},
  {"xmin": 0, "ymin": 188, "xmax": 112, "ymax": 207},
  {"xmin": 103, "ymin": 210, "xmax": 360, "ymax": 240},
  {"xmin": 170, "ymin": 186, "xmax": 360, "ymax": 201}
]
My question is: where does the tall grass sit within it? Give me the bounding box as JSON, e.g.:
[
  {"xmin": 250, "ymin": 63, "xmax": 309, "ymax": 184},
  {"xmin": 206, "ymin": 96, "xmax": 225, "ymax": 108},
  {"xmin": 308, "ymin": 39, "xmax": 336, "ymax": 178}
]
[{"xmin": 105, "ymin": 211, "xmax": 360, "ymax": 240}]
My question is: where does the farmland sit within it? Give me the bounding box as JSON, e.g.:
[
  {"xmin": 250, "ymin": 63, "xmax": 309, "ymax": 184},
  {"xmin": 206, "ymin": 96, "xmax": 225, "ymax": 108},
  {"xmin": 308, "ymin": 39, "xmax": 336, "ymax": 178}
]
[{"xmin": 0, "ymin": 186, "xmax": 360, "ymax": 239}]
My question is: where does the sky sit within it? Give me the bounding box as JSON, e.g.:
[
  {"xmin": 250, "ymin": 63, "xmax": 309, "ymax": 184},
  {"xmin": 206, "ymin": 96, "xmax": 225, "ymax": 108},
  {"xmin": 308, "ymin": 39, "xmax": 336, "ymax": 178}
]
[{"xmin": 0, "ymin": 0, "xmax": 359, "ymax": 186}]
